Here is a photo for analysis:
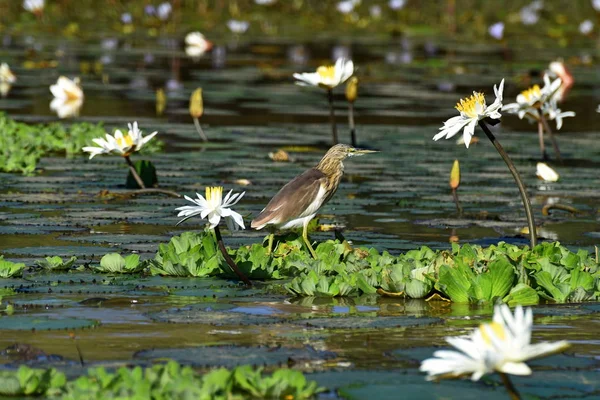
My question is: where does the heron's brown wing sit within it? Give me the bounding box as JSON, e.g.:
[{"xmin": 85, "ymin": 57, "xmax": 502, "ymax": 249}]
[{"xmin": 251, "ymin": 168, "xmax": 326, "ymax": 228}]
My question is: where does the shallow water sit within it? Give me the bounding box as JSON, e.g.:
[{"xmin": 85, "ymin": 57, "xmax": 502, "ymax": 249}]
[{"xmin": 1, "ymin": 19, "xmax": 600, "ymax": 399}]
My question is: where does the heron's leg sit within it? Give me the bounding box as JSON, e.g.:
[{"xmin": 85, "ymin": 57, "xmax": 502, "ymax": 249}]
[
  {"xmin": 302, "ymin": 221, "xmax": 318, "ymax": 259},
  {"xmin": 266, "ymin": 232, "xmax": 274, "ymax": 255}
]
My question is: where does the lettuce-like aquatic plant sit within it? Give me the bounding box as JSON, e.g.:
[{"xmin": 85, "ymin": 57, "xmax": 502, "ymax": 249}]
[
  {"xmin": 35, "ymin": 256, "xmax": 77, "ymax": 271},
  {"xmin": 0, "ymin": 256, "xmax": 26, "ymax": 278},
  {"xmin": 95, "ymin": 253, "xmax": 147, "ymax": 274},
  {"xmin": 150, "ymin": 231, "xmax": 222, "ymax": 277}
]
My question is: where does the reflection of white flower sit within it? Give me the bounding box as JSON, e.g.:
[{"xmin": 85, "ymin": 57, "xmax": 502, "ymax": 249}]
[
  {"xmin": 536, "ymin": 162, "xmax": 559, "ymax": 182},
  {"xmin": 433, "ymin": 79, "xmax": 504, "ymax": 148},
  {"xmin": 82, "ymin": 121, "xmax": 157, "ymax": 159},
  {"xmin": 293, "ymin": 58, "xmax": 354, "ymax": 89},
  {"xmin": 176, "ymin": 187, "xmax": 245, "ymax": 231},
  {"xmin": 157, "ymin": 2, "xmax": 172, "ymax": 20},
  {"xmin": 23, "ymin": 0, "xmax": 44, "ymax": 13},
  {"xmin": 50, "ymin": 76, "xmax": 84, "ymax": 119},
  {"xmin": 0, "ymin": 82, "xmax": 11, "ymax": 97},
  {"xmin": 0, "ymin": 63, "xmax": 16, "ymax": 84},
  {"xmin": 579, "ymin": 19, "xmax": 594, "ymax": 35},
  {"xmin": 185, "ymin": 32, "xmax": 212, "ymax": 59},
  {"xmin": 420, "ymin": 304, "xmax": 569, "ymax": 381},
  {"xmin": 488, "ymin": 22, "xmax": 504, "ymax": 40},
  {"xmin": 227, "ymin": 20, "xmax": 250, "ymax": 34}
]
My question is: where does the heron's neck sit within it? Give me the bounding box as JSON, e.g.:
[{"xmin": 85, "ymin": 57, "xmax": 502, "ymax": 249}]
[{"xmin": 316, "ymin": 158, "xmax": 344, "ymax": 177}]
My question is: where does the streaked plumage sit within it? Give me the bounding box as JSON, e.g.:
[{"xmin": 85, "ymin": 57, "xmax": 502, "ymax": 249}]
[{"xmin": 251, "ymin": 144, "xmax": 376, "ymax": 258}]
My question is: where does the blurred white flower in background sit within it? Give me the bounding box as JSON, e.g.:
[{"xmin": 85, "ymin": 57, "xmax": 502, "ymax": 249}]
[
  {"xmin": 156, "ymin": 2, "xmax": 172, "ymax": 20},
  {"xmin": 592, "ymin": 0, "xmax": 600, "ymax": 11},
  {"xmin": 337, "ymin": 0, "xmax": 359, "ymax": 14},
  {"xmin": 23, "ymin": 0, "xmax": 44, "ymax": 14},
  {"xmin": 50, "ymin": 76, "xmax": 84, "ymax": 119},
  {"xmin": 185, "ymin": 32, "xmax": 212, "ymax": 59},
  {"xmin": 121, "ymin": 13, "xmax": 132, "ymax": 24},
  {"xmin": 520, "ymin": 1, "xmax": 543, "ymax": 25},
  {"xmin": 389, "ymin": 0, "xmax": 406, "ymax": 10},
  {"xmin": 255, "ymin": 0, "xmax": 277, "ymax": 4},
  {"xmin": 488, "ymin": 22, "xmax": 504, "ymax": 40},
  {"xmin": 579, "ymin": 19, "xmax": 594, "ymax": 34},
  {"xmin": 227, "ymin": 20, "xmax": 250, "ymax": 34}
]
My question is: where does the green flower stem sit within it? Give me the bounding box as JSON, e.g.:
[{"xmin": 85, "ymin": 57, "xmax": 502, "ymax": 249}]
[
  {"xmin": 124, "ymin": 155, "xmax": 146, "ymax": 189},
  {"xmin": 537, "ymin": 109, "xmax": 563, "ymax": 163},
  {"xmin": 451, "ymin": 188, "xmax": 463, "ymax": 215},
  {"xmin": 478, "ymin": 120, "xmax": 537, "ymax": 248},
  {"xmin": 193, "ymin": 117, "xmax": 208, "ymax": 142},
  {"xmin": 348, "ymin": 102, "xmax": 357, "ymax": 147},
  {"xmin": 498, "ymin": 372, "xmax": 521, "ymax": 400},
  {"xmin": 214, "ymin": 225, "xmax": 252, "ymax": 287},
  {"xmin": 537, "ymin": 120, "xmax": 548, "ymax": 161},
  {"xmin": 327, "ymin": 89, "xmax": 339, "ymax": 145}
]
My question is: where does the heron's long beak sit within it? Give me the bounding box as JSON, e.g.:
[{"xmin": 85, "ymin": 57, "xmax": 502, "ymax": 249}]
[{"xmin": 351, "ymin": 148, "xmax": 378, "ymax": 156}]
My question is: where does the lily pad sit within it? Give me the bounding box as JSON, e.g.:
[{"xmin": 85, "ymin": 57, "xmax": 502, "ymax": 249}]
[
  {"xmin": 0, "ymin": 315, "xmax": 99, "ymax": 331},
  {"xmin": 134, "ymin": 345, "xmax": 335, "ymax": 368},
  {"xmin": 294, "ymin": 316, "xmax": 443, "ymax": 329}
]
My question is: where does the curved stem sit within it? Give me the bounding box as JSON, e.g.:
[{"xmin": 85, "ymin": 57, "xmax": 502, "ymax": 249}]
[
  {"xmin": 124, "ymin": 155, "xmax": 146, "ymax": 189},
  {"xmin": 214, "ymin": 225, "xmax": 252, "ymax": 286},
  {"xmin": 478, "ymin": 121, "xmax": 537, "ymax": 248},
  {"xmin": 498, "ymin": 372, "xmax": 521, "ymax": 400},
  {"xmin": 193, "ymin": 117, "xmax": 208, "ymax": 142},
  {"xmin": 327, "ymin": 89, "xmax": 338, "ymax": 145},
  {"xmin": 348, "ymin": 102, "xmax": 357, "ymax": 147},
  {"xmin": 125, "ymin": 188, "xmax": 182, "ymax": 198},
  {"xmin": 541, "ymin": 203, "xmax": 581, "ymax": 216},
  {"xmin": 537, "ymin": 109, "xmax": 562, "ymax": 163}
]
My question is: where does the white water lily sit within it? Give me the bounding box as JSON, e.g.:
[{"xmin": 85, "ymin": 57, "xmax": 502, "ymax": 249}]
[
  {"xmin": 0, "ymin": 63, "xmax": 16, "ymax": 84},
  {"xmin": 82, "ymin": 121, "xmax": 157, "ymax": 159},
  {"xmin": 293, "ymin": 58, "xmax": 354, "ymax": 90},
  {"xmin": 536, "ymin": 162, "xmax": 559, "ymax": 182},
  {"xmin": 433, "ymin": 79, "xmax": 504, "ymax": 148},
  {"xmin": 175, "ymin": 186, "xmax": 245, "ymax": 231},
  {"xmin": 579, "ymin": 19, "xmax": 594, "ymax": 35},
  {"xmin": 185, "ymin": 32, "xmax": 212, "ymax": 59},
  {"xmin": 420, "ymin": 304, "xmax": 569, "ymax": 381},
  {"xmin": 503, "ymin": 76, "xmax": 574, "ymax": 129},
  {"xmin": 23, "ymin": 0, "xmax": 44, "ymax": 13}
]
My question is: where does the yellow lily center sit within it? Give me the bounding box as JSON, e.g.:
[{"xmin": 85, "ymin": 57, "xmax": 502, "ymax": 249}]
[
  {"xmin": 205, "ymin": 186, "xmax": 223, "ymax": 203},
  {"xmin": 455, "ymin": 92, "xmax": 485, "ymax": 119},
  {"xmin": 479, "ymin": 321, "xmax": 506, "ymax": 345},
  {"xmin": 117, "ymin": 134, "xmax": 134, "ymax": 149},
  {"xmin": 317, "ymin": 65, "xmax": 336, "ymax": 81},
  {"xmin": 521, "ymin": 85, "xmax": 541, "ymax": 103}
]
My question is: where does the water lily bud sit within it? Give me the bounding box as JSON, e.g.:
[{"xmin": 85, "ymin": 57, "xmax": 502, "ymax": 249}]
[
  {"xmin": 156, "ymin": 88, "xmax": 166, "ymax": 116},
  {"xmin": 449, "ymin": 159, "xmax": 460, "ymax": 189},
  {"xmin": 536, "ymin": 162, "xmax": 559, "ymax": 182},
  {"xmin": 345, "ymin": 76, "xmax": 358, "ymax": 103},
  {"xmin": 189, "ymin": 88, "xmax": 204, "ymax": 118}
]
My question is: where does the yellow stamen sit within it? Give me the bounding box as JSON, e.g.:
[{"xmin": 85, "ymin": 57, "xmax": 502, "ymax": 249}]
[
  {"xmin": 116, "ymin": 134, "xmax": 134, "ymax": 149},
  {"xmin": 455, "ymin": 92, "xmax": 485, "ymax": 119},
  {"xmin": 317, "ymin": 65, "xmax": 336, "ymax": 80},
  {"xmin": 520, "ymin": 85, "xmax": 541, "ymax": 103},
  {"xmin": 205, "ymin": 186, "xmax": 223, "ymax": 202},
  {"xmin": 479, "ymin": 322, "xmax": 506, "ymax": 345}
]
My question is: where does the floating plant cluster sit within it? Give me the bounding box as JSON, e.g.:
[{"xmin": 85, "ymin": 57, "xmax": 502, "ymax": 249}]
[{"xmin": 0, "ymin": 361, "xmax": 323, "ymax": 399}]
